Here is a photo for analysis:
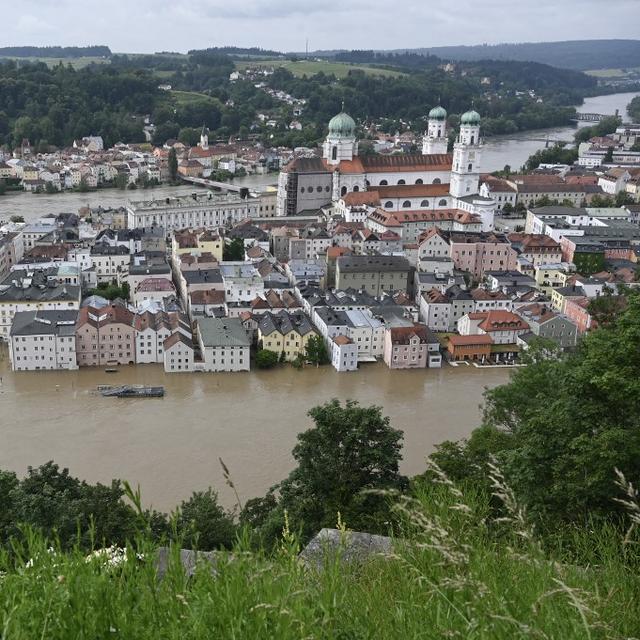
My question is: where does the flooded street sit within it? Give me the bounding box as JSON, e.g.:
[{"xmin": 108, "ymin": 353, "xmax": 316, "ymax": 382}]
[{"xmin": 0, "ymin": 353, "xmax": 511, "ymax": 511}]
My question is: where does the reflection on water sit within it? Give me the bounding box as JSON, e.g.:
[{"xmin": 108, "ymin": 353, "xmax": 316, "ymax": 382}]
[{"xmin": 0, "ymin": 353, "xmax": 511, "ymax": 510}]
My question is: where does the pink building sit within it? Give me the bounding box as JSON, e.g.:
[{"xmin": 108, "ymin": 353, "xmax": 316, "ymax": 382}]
[
  {"xmin": 75, "ymin": 304, "xmax": 136, "ymax": 367},
  {"xmin": 383, "ymin": 323, "xmax": 439, "ymax": 369},
  {"xmin": 449, "ymin": 231, "xmax": 517, "ymax": 280},
  {"xmin": 563, "ymin": 297, "xmax": 594, "ymax": 334}
]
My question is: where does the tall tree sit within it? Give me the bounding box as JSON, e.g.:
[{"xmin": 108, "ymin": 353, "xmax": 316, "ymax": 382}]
[
  {"xmin": 168, "ymin": 147, "xmax": 178, "ymax": 182},
  {"xmin": 245, "ymin": 400, "xmax": 407, "ymax": 543}
]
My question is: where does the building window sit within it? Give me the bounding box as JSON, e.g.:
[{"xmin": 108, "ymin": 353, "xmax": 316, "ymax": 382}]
[
  {"xmin": 397, "ymin": 179, "xmax": 406, "ymax": 185},
  {"xmin": 415, "ymin": 179, "xmax": 423, "ymax": 185},
  {"xmin": 379, "ymin": 180, "xmax": 388, "ymax": 186},
  {"xmin": 420, "ymin": 200, "xmax": 429, "ymax": 207},
  {"xmin": 402, "ymin": 200, "xmax": 411, "ymax": 208},
  {"xmin": 433, "ymin": 178, "xmax": 441, "ymax": 184},
  {"xmin": 332, "ymin": 146, "xmax": 337, "ymax": 161},
  {"xmin": 384, "ymin": 201, "xmax": 393, "ymax": 208}
]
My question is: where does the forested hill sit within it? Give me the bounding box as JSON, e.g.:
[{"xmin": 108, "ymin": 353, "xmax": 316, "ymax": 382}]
[
  {"xmin": 395, "ymin": 39, "xmax": 640, "ymax": 71},
  {"xmin": 0, "ymin": 46, "xmax": 112, "ymax": 58}
]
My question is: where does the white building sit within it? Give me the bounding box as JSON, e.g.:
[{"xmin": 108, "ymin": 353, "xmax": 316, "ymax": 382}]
[
  {"xmin": 163, "ymin": 332, "xmax": 195, "ymax": 372},
  {"xmin": 197, "ymin": 317, "xmax": 251, "ymax": 372},
  {"xmin": 9, "ymin": 310, "xmax": 78, "ymax": 371}
]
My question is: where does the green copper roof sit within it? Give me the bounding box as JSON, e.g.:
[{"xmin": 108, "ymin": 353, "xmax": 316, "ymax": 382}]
[
  {"xmin": 461, "ymin": 109, "xmax": 481, "ymax": 125},
  {"xmin": 428, "ymin": 105, "xmax": 447, "ymax": 120},
  {"xmin": 328, "ymin": 111, "xmax": 356, "ymax": 138}
]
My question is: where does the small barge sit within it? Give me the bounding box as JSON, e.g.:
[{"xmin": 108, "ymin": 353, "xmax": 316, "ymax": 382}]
[{"xmin": 99, "ymin": 385, "xmax": 165, "ymax": 398}]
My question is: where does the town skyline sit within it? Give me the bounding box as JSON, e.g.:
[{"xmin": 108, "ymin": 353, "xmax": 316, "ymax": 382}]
[{"xmin": 4, "ymin": 0, "xmax": 639, "ymax": 54}]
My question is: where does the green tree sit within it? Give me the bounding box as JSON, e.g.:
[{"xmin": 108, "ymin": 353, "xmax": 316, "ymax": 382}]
[
  {"xmin": 168, "ymin": 147, "xmax": 179, "ymax": 183},
  {"xmin": 114, "ymin": 173, "xmax": 128, "ymax": 190},
  {"xmin": 255, "ymin": 349, "xmax": 279, "ymax": 369},
  {"xmin": 223, "ymin": 237, "xmax": 245, "ymax": 260},
  {"xmin": 305, "ymin": 334, "xmax": 330, "ymax": 366},
  {"xmin": 251, "ymin": 399, "xmax": 407, "ymax": 543},
  {"xmin": 176, "ymin": 488, "xmax": 236, "ymax": 551},
  {"xmin": 10, "ymin": 215, "xmax": 24, "ymax": 223},
  {"xmin": 431, "ymin": 300, "xmax": 640, "ymax": 528},
  {"xmin": 603, "ymin": 147, "xmax": 614, "ymax": 163}
]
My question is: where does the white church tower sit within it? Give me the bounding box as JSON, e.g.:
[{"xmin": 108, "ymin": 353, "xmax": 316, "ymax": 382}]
[
  {"xmin": 422, "ymin": 105, "xmax": 448, "ymax": 155},
  {"xmin": 323, "ymin": 107, "xmax": 358, "ymax": 166},
  {"xmin": 200, "ymin": 125, "xmax": 209, "ymax": 150},
  {"xmin": 450, "ymin": 109, "xmax": 482, "ymax": 198}
]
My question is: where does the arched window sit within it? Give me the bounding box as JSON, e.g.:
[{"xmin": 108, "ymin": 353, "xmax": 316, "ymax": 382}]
[
  {"xmin": 332, "ymin": 146, "xmax": 337, "ymax": 161},
  {"xmin": 470, "ymin": 135, "xmax": 475, "ymax": 145},
  {"xmin": 379, "ymin": 180, "xmax": 388, "ymax": 186},
  {"xmin": 438, "ymin": 199, "xmax": 447, "ymax": 206},
  {"xmin": 420, "ymin": 200, "xmax": 429, "ymax": 207},
  {"xmin": 402, "ymin": 200, "xmax": 411, "ymax": 208},
  {"xmin": 365, "ymin": 180, "xmax": 370, "ymax": 187},
  {"xmin": 341, "ymin": 186, "xmax": 347, "ymax": 197},
  {"xmin": 384, "ymin": 201, "xmax": 393, "ymax": 209},
  {"xmin": 398, "ymin": 179, "xmax": 406, "ymax": 185},
  {"xmin": 433, "ymin": 178, "xmax": 441, "ymax": 184},
  {"xmin": 300, "ymin": 187, "xmax": 305, "ymax": 193},
  {"xmin": 415, "ymin": 178, "xmax": 423, "ymax": 184},
  {"xmin": 316, "ymin": 186, "xmax": 322, "ymax": 193},
  {"xmin": 353, "ymin": 185, "xmax": 360, "ymax": 192},
  {"xmin": 468, "ymin": 163, "xmax": 473, "ymax": 171}
]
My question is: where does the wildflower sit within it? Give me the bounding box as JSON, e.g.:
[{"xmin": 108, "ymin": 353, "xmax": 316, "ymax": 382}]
[{"xmin": 57, "ymin": 574, "xmax": 65, "ymax": 584}]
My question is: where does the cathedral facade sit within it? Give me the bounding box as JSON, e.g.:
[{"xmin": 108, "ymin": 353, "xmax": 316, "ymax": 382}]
[{"xmin": 276, "ymin": 106, "xmax": 495, "ymax": 231}]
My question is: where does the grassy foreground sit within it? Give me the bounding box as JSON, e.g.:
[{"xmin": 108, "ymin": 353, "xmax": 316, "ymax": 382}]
[{"xmin": 1, "ymin": 474, "xmax": 639, "ymax": 639}]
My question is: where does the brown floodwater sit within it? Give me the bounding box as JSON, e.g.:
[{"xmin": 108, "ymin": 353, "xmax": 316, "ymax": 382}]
[{"xmin": 0, "ymin": 349, "xmax": 511, "ymax": 512}]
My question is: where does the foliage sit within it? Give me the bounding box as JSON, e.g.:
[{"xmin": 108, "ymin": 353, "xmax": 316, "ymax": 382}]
[
  {"xmin": 255, "ymin": 349, "xmax": 279, "ymax": 369},
  {"xmin": 0, "ymin": 60, "xmax": 154, "ymax": 148},
  {"xmin": 0, "ymin": 46, "xmax": 111, "ymax": 58},
  {"xmin": 627, "ymin": 95, "xmax": 640, "ymax": 121},
  {"xmin": 175, "ymin": 488, "xmax": 236, "ymax": 551},
  {"xmin": 168, "ymin": 148, "xmax": 178, "ymax": 182},
  {"xmin": 574, "ymin": 116, "xmax": 621, "ymax": 143},
  {"xmin": 2, "ymin": 477, "xmax": 640, "ymax": 639},
  {"xmin": 304, "ymin": 334, "xmax": 329, "ymax": 365},
  {"xmin": 525, "ymin": 143, "xmax": 578, "ymax": 170},
  {"xmin": 223, "ymin": 237, "xmax": 245, "ymax": 260},
  {"xmin": 243, "ymin": 400, "xmax": 407, "ymax": 544},
  {"xmin": 432, "ymin": 298, "xmax": 640, "ymax": 530},
  {"xmin": 411, "ymin": 39, "xmax": 640, "ymax": 71},
  {"xmin": 87, "ymin": 282, "xmax": 130, "ymax": 301}
]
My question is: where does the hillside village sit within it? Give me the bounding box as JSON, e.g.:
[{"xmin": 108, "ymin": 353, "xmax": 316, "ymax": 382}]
[{"xmin": 1, "ymin": 106, "xmax": 639, "ymax": 376}]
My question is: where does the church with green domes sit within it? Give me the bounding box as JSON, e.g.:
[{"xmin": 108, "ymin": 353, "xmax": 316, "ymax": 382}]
[{"xmin": 276, "ymin": 105, "xmax": 496, "ymax": 233}]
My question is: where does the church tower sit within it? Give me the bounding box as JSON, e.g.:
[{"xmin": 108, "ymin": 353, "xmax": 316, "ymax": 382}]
[
  {"xmin": 200, "ymin": 125, "xmax": 209, "ymax": 150},
  {"xmin": 422, "ymin": 105, "xmax": 448, "ymax": 155},
  {"xmin": 322, "ymin": 107, "xmax": 358, "ymax": 166},
  {"xmin": 450, "ymin": 109, "xmax": 482, "ymax": 198}
]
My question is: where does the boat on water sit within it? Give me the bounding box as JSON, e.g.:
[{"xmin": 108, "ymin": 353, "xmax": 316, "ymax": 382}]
[
  {"xmin": 100, "ymin": 385, "xmax": 165, "ymax": 398},
  {"xmin": 104, "ymin": 368, "xmax": 118, "ymax": 373}
]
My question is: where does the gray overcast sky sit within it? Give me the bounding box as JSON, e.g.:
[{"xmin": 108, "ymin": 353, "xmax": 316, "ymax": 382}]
[{"xmin": 4, "ymin": 0, "xmax": 640, "ymax": 53}]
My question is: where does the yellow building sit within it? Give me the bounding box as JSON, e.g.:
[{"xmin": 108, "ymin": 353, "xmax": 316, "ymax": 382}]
[
  {"xmin": 257, "ymin": 310, "xmax": 317, "ymax": 362},
  {"xmin": 534, "ymin": 265, "xmax": 571, "ymax": 295},
  {"xmin": 172, "ymin": 228, "xmax": 223, "ymax": 263},
  {"xmin": 551, "ymin": 285, "xmax": 585, "ymax": 312}
]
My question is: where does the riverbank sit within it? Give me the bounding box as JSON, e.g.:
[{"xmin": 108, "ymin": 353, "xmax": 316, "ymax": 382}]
[{"xmin": 0, "ymin": 354, "xmax": 511, "ymax": 511}]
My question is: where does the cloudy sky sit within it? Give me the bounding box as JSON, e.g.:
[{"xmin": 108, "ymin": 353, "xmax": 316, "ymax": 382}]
[{"xmin": 5, "ymin": 0, "xmax": 640, "ymax": 53}]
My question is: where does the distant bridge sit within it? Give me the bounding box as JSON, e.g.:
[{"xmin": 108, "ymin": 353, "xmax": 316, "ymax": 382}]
[
  {"xmin": 181, "ymin": 176, "xmax": 245, "ymax": 193},
  {"xmin": 572, "ymin": 111, "xmax": 620, "ymax": 123}
]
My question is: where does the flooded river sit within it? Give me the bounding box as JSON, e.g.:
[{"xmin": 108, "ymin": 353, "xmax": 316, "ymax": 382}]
[{"xmin": 0, "ymin": 353, "xmax": 511, "ymax": 511}]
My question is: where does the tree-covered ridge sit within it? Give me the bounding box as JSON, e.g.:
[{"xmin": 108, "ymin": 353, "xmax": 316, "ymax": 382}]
[
  {"xmin": 0, "ymin": 46, "xmax": 111, "ymax": 58},
  {"xmin": 0, "ymin": 45, "xmax": 604, "ymax": 150},
  {"xmin": 402, "ymin": 39, "xmax": 640, "ymax": 71},
  {"xmin": 0, "ymin": 60, "xmax": 156, "ymax": 148}
]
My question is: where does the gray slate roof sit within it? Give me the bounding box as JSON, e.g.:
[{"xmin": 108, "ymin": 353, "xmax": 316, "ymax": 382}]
[{"xmin": 197, "ymin": 317, "xmax": 251, "ymax": 347}]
